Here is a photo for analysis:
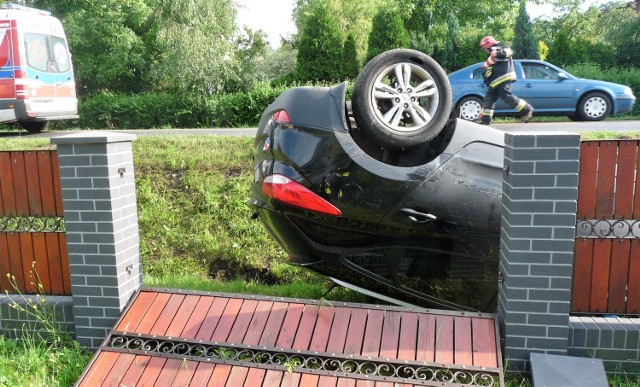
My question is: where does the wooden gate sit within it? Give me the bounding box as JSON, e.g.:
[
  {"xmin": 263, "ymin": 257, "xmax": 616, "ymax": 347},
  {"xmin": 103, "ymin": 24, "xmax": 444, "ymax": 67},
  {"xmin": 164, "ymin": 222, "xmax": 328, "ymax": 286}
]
[
  {"xmin": 0, "ymin": 150, "xmax": 71, "ymax": 296},
  {"xmin": 572, "ymin": 140, "xmax": 640, "ymax": 314}
]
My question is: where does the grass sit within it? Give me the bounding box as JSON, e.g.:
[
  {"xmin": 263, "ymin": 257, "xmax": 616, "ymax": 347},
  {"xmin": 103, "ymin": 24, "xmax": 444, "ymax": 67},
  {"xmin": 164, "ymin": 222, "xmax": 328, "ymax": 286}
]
[{"xmin": 1, "ymin": 133, "xmax": 640, "ymax": 386}]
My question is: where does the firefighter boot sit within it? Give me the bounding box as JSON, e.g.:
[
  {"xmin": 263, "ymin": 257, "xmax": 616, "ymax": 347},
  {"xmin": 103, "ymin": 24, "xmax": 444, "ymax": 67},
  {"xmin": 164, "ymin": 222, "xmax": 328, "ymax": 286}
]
[{"xmin": 522, "ymin": 104, "xmax": 534, "ymax": 123}]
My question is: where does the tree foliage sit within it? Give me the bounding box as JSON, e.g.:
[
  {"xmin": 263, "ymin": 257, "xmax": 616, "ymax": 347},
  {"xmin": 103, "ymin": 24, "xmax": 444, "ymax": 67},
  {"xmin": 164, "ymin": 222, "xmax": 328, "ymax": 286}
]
[
  {"xmin": 366, "ymin": 6, "xmax": 409, "ymax": 62},
  {"xmin": 342, "ymin": 32, "xmax": 360, "ymax": 80},
  {"xmin": 512, "ymin": 0, "xmax": 539, "ymax": 59},
  {"xmin": 442, "ymin": 15, "xmax": 460, "ymax": 72}
]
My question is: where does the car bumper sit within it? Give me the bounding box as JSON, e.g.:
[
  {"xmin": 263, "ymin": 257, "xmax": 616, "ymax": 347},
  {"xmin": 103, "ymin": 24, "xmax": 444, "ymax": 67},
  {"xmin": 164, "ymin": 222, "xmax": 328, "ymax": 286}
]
[{"xmin": 614, "ymin": 95, "xmax": 636, "ymax": 114}]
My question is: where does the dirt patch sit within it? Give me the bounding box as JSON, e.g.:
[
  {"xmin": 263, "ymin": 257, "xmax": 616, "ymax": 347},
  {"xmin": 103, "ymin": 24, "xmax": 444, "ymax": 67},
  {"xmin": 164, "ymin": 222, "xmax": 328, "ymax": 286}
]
[{"xmin": 208, "ymin": 260, "xmax": 280, "ymax": 285}]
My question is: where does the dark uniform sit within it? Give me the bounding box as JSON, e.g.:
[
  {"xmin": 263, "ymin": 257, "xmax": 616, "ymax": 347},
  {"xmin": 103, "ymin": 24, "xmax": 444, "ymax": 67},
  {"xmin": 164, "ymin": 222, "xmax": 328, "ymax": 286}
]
[{"xmin": 479, "ymin": 40, "xmax": 533, "ymax": 125}]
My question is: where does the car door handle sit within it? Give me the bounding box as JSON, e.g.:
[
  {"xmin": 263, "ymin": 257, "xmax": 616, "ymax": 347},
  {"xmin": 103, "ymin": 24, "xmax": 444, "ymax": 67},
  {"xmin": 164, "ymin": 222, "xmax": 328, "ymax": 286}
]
[
  {"xmin": 523, "ymin": 84, "xmax": 533, "ymax": 88},
  {"xmin": 401, "ymin": 208, "xmax": 437, "ymax": 223}
]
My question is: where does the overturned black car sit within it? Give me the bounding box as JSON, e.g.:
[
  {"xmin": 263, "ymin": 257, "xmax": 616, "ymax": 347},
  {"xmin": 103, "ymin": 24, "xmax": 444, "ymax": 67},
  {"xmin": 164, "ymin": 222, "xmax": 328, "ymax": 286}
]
[{"xmin": 249, "ymin": 49, "xmax": 504, "ymax": 313}]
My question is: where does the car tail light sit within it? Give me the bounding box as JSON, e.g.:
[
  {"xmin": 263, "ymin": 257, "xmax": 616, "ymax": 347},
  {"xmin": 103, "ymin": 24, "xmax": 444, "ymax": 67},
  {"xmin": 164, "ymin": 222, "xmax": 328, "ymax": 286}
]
[
  {"xmin": 262, "ymin": 174, "xmax": 341, "ymax": 217},
  {"xmin": 273, "ymin": 110, "xmax": 290, "ymax": 123},
  {"xmin": 14, "ymin": 70, "xmax": 29, "ymax": 100}
]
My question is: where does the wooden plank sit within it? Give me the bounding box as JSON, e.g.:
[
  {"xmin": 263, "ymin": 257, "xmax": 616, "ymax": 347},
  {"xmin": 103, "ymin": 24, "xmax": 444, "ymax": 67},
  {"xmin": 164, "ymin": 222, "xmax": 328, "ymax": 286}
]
[
  {"xmin": 78, "ymin": 351, "xmax": 121, "ymax": 386},
  {"xmin": 577, "ymin": 141, "xmax": 599, "ymax": 218},
  {"xmin": 51, "ymin": 151, "xmax": 64, "ymax": 216},
  {"xmin": 10, "ymin": 152, "xmax": 29, "ymax": 215},
  {"xmin": 116, "ymin": 291, "xmax": 159, "ymax": 332},
  {"xmin": 355, "ymin": 379, "xmax": 375, "ymax": 387},
  {"xmin": 188, "ymin": 362, "xmax": 216, "ymax": 386},
  {"xmin": 416, "ymin": 313, "xmax": 436, "ymax": 362},
  {"xmin": 276, "ymin": 302, "xmax": 304, "ymax": 349},
  {"xmin": 326, "ymin": 307, "xmax": 351, "ymax": 353},
  {"xmin": 133, "ymin": 292, "xmax": 172, "ymax": 334},
  {"xmin": 293, "ymin": 304, "xmax": 319, "ymax": 350},
  {"xmin": 99, "ymin": 352, "xmax": 135, "ymax": 387},
  {"xmin": 263, "ymin": 369, "xmax": 285, "ymax": 387},
  {"xmin": 242, "ymin": 300, "xmax": 274, "ymax": 345},
  {"xmin": 607, "ymin": 239, "xmax": 631, "ymax": 313},
  {"xmin": 177, "ymin": 296, "xmax": 211, "ymax": 339},
  {"xmin": 472, "ymin": 318, "xmax": 498, "ymax": 368},
  {"xmin": 194, "ymin": 297, "xmax": 228, "ymax": 340},
  {"xmin": 208, "ymin": 363, "xmax": 232, "ymax": 386},
  {"xmin": 318, "ymin": 375, "xmax": 338, "ymax": 387},
  {"xmin": 224, "ymin": 365, "xmax": 249, "ymax": 386},
  {"xmin": 37, "ymin": 151, "xmax": 57, "ymax": 216},
  {"xmin": 336, "ymin": 378, "xmax": 357, "ymax": 387},
  {"xmin": 31, "ymin": 232, "xmax": 51, "ymax": 294},
  {"xmin": 379, "ymin": 310, "xmax": 401, "ymax": 359},
  {"xmin": 595, "ymin": 141, "xmax": 617, "ymax": 218},
  {"xmin": 0, "ymin": 152, "xmax": 15, "ymax": 215},
  {"xmin": 44, "ymin": 232, "xmax": 65, "ymax": 295},
  {"xmin": 210, "ymin": 297, "xmax": 243, "ymax": 342},
  {"xmin": 280, "ymin": 372, "xmax": 302, "ymax": 387},
  {"xmin": 149, "ymin": 293, "xmax": 186, "ymax": 335},
  {"xmin": 257, "ymin": 301, "xmax": 288, "ymax": 346},
  {"xmin": 627, "ymin": 240, "xmax": 640, "ymax": 314},
  {"xmin": 299, "ymin": 373, "xmax": 319, "ymax": 386},
  {"xmin": 590, "ymin": 239, "xmax": 612, "ymax": 313},
  {"xmin": 19, "ymin": 233, "xmax": 35, "ymax": 293},
  {"xmin": 361, "ymin": 309, "xmax": 384, "ymax": 357},
  {"xmin": 153, "ymin": 358, "xmax": 182, "ymax": 386},
  {"xmin": 397, "ymin": 312, "xmax": 418, "ymax": 361},
  {"xmin": 309, "ymin": 305, "xmax": 334, "ymax": 352},
  {"xmin": 634, "ymin": 140, "xmax": 640, "ymax": 219},
  {"xmin": 226, "ymin": 299, "xmax": 258, "ymax": 343},
  {"xmin": 134, "ymin": 356, "xmax": 166, "ymax": 386},
  {"xmin": 170, "ymin": 360, "xmax": 199, "ymax": 387},
  {"xmin": 453, "ymin": 317, "xmax": 473, "ymax": 366},
  {"xmin": 118, "ymin": 355, "xmax": 152, "ymax": 387},
  {"xmin": 6, "ymin": 233, "xmax": 25, "ymax": 292},
  {"xmin": 342, "ymin": 308, "xmax": 367, "ymax": 355},
  {"xmin": 614, "ymin": 141, "xmax": 637, "ymax": 218},
  {"xmin": 243, "ymin": 368, "xmax": 266, "ymax": 386},
  {"xmin": 24, "ymin": 151, "xmax": 42, "ymax": 216},
  {"xmin": 59, "ymin": 233, "xmax": 72, "ymax": 294},
  {"xmin": 165, "ymin": 294, "xmax": 200, "ymax": 337},
  {"xmin": 434, "ymin": 315, "xmax": 454, "ymax": 364},
  {"xmin": 572, "ymin": 239, "xmax": 594, "ymax": 313},
  {"xmin": 0, "ymin": 233, "xmax": 12, "ymax": 292}
]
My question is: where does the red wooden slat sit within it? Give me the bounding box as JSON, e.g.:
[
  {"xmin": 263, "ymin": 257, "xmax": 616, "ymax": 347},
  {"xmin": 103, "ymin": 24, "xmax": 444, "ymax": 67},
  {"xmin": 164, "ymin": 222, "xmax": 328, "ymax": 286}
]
[
  {"xmin": 188, "ymin": 362, "xmax": 216, "ymax": 386},
  {"xmin": 572, "ymin": 239, "xmax": 594, "ymax": 313},
  {"xmin": 595, "ymin": 141, "xmax": 617, "ymax": 218},
  {"xmin": 634, "ymin": 140, "xmax": 640, "ymax": 219},
  {"xmin": 355, "ymin": 379, "xmax": 375, "ymax": 387},
  {"xmin": 293, "ymin": 304, "xmax": 319, "ymax": 350},
  {"xmin": 342, "ymin": 308, "xmax": 367, "ymax": 355},
  {"xmin": 416, "ymin": 313, "xmax": 436, "ymax": 362},
  {"xmin": 0, "ymin": 154, "xmax": 5, "ymax": 215},
  {"xmin": 242, "ymin": 300, "xmax": 274, "ymax": 345},
  {"xmin": 309, "ymin": 305, "xmax": 334, "ymax": 352},
  {"xmin": 590, "ymin": 239, "xmax": 612, "ymax": 313},
  {"xmin": 170, "ymin": 360, "xmax": 199, "ymax": 387},
  {"xmin": 453, "ymin": 317, "xmax": 473, "ymax": 366},
  {"xmin": 195, "ymin": 297, "xmax": 228, "ymax": 340},
  {"xmin": 24, "ymin": 151, "xmax": 42, "ymax": 216},
  {"xmin": 379, "ymin": 311, "xmax": 401, "ymax": 359},
  {"xmin": 135, "ymin": 356, "xmax": 166, "ymax": 386},
  {"xmin": 208, "ymin": 363, "xmax": 232, "ymax": 386},
  {"xmin": 6, "ymin": 233, "xmax": 25, "ymax": 292},
  {"xmin": 37, "ymin": 151, "xmax": 57, "ymax": 216},
  {"xmin": 149, "ymin": 293, "xmax": 186, "ymax": 335},
  {"xmin": 627, "ymin": 240, "xmax": 640, "ymax": 314},
  {"xmin": 614, "ymin": 141, "xmax": 637, "ymax": 218},
  {"xmin": 263, "ymin": 369, "xmax": 285, "ymax": 387},
  {"xmin": 18, "ymin": 233, "xmax": 35, "ymax": 293},
  {"xmin": 224, "ymin": 365, "xmax": 249, "ymax": 385},
  {"xmin": 179, "ymin": 296, "xmax": 213, "ymax": 339},
  {"xmin": 361, "ymin": 309, "xmax": 384, "ymax": 357},
  {"xmin": 31, "ymin": 232, "xmax": 51, "ymax": 294},
  {"xmin": 397, "ymin": 312, "xmax": 418, "ymax": 361},
  {"xmin": 116, "ymin": 291, "xmax": 159, "ymax": 332},
  {"xmin": 44, "ymin": 233, "xmax": 65, "ymax": 295},
  {"xmin": 434, "ymin": 315, "xmax": 454, "ymax": 364},
  {"xmin": 608, "ymin": 239, "xmax": 631, "ymax": 313},
  {"xmin": 0, "ymin": 152, "xmax": 16, "ymax": 215},
  {"xmin": 243, "ymin": 368, "xmax": 266, "ymax": 386},
  {"xmin": 154, "ymin": 358, "xmax": 182, "ymax": 386},
  {"xmin": 577, "ymin": 142, "xmax": 599, "ymax": 218},
  {"xmin": 299, "ymin": 373, "xmax": 319, "ymax": 386},
  {"xmin": 280, "ymin": 372, "xmax": 302, "ymax": 387},
  {"xmin": 227, "ymin": 299, "xmax": 258, "ymax": 342},
  {"xmin": 59, "ymin": 233, "xmax": 71, "ymax": 294},
  {"xmin": 257, "ymin": 301, "xmax": 288, "ymax": 346},
  {"xmin": 165, "ymin": 294, "xmax": 200, "ymax": 337},
  {"xmin": 118, "ymin": 355, "xmax": 152, "ymax": 386},
  {"xmin": 10, "ymin": 152, "xmax": 29, "ymax": 215},
  {"xmin": 0, "ymin": 233, "xmax": 11, "ymax": 292},
  {"xmin": 336, "ymin": 378, "xmax": 356, "ymax": 387},
  {"xmin": 51, "ymin": 151, "xmax": 64, "ymax": 215},
  {"xmin": 472, "ymin": 318, "xmax": 498, "ymax": 368},
  {"xmin": 318, "ymin": 375, "xmax": 338, "ymax": 387},
  {"xmin": 100, "ymin": 352, "xmax": 135, "ymax": 387},
  {"xmin": 326, "ymin": 307, "xmax": 351, "ymax": 353},
  {"xmin": 132, "ymin": 292, "xmax": 171, "ymax": 333},
  {"xmin": 210, "ymin": 297, "xmax": 243, "ymax": 341},
  {"xmin": 276, "ymin": 302, "xmax": 304, "ymax": 349},
  {"xmin": 78, "ymin": 351, "xmax": 120, "ymax": 386}
]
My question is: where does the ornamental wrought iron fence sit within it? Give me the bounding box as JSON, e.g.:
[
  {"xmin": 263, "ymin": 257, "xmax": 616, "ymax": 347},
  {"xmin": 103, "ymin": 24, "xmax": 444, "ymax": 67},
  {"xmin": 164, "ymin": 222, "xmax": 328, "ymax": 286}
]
[
  {"xmin": 0, "ymin": 150, "xmax": 70, "ymax": 295},
  {"xmin": 573, "ymin": 140, "xmax": 640, "ymax": 315}
]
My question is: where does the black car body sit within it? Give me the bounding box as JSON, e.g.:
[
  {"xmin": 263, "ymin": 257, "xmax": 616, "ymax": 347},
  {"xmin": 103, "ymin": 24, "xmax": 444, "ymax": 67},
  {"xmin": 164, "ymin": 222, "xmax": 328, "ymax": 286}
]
[{"xmin": 249, "ymin": 78, "xmax": 505, "ymax": 313}]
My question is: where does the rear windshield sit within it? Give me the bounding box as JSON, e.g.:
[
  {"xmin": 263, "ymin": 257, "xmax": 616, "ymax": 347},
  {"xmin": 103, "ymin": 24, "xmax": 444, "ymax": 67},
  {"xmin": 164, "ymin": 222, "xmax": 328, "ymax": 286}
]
[{"xmin": 24, "ymin": 32, "xmax": 70, "ymax": 73}]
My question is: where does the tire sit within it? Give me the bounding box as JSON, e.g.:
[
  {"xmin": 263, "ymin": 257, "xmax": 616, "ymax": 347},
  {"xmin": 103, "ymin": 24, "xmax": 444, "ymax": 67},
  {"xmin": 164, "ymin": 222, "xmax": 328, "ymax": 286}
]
[
  {"xmin": 567, "ymin": 112, "xmax": 582, "ymax": 121},
  {"xmin": 577, "ymin": 92, "xmax": 611, "ymax": 121},
  {"xmin": 351, "ymin": 49, "xmax": 452, "ymax": 149},
  {"xmin": 457, "ymin": 96, "xmax": 483, "ymax": 121},
  {"xmin": 20, "ymin": 121, "xmax": 49, "ymax": 133}
]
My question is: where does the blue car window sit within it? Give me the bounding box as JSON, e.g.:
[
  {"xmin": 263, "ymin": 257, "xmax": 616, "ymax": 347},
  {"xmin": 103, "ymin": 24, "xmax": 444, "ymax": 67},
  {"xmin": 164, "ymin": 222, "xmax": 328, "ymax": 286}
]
[
  {"xmin": 472, "ymin": 67, "xmax": 484, "ymax": 79},
  {"xmin": 522, "ymin": 63, "xmax": 561, "ymax": 80}
]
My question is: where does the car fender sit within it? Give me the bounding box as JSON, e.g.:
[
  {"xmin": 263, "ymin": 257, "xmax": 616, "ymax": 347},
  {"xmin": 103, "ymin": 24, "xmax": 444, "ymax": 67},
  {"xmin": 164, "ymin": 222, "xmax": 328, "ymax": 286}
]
[{"xmin": 573, "ymin": 82, "xmax": 619, "ymax": 112}]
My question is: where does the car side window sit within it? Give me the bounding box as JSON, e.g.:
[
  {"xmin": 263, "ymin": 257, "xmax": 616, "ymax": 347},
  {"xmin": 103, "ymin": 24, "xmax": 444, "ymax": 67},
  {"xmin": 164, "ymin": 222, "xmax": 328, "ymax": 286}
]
[
  {"xmin": 522, "ymin": 63, "xmax": 561, "ymax": 80},
  {"xmin": 471, "ymin": 67, "xmax": 484, "ymax": 79}
]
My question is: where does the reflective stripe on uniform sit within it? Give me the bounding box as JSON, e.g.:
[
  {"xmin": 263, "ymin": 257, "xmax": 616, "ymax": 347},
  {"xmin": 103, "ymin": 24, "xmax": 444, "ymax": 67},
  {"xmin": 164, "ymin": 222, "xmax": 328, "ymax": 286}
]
[
  {"xmin": 489, "ymin": 72, "xmax": 517, "ymax": 88},
  {"xmin": 483, "ymin": 109, "xmax": 494, "ymax": 117},
  {"xmin": 516, "ymin": 100, "xmax": 527, "ymax": 111}
]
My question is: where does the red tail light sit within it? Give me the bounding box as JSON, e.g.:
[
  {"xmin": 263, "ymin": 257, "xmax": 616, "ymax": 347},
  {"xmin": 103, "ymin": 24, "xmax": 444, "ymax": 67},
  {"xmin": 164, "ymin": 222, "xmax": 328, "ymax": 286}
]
[
  {"xmin": 273, "ymin": 110, "xmax": 290, "ymax": 123},
  {"xmin": 262, "ymin": 174, "xmax": 341, "ymax": 217}
]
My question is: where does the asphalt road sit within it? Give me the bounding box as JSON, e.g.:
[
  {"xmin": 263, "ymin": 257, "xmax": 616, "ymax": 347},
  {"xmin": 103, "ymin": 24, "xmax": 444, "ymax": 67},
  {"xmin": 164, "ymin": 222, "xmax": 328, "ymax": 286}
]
[{"xmin": 2, "ymin": 120, "xmax": 640, "ymax": 139}]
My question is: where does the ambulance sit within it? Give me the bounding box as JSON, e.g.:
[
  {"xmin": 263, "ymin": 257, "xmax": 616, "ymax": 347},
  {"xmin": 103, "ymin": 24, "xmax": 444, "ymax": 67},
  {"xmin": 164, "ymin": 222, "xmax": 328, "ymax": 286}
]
[{"xmin": 0, "ymin": 4, "xmax": 77, "ymax": 133}]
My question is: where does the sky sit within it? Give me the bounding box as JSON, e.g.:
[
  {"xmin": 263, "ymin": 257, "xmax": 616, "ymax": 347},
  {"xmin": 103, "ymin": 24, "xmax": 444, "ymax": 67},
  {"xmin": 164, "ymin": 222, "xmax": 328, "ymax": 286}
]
[{"xmin": 236, "ymin": 0, "xmax": 623, "ymax": 48}]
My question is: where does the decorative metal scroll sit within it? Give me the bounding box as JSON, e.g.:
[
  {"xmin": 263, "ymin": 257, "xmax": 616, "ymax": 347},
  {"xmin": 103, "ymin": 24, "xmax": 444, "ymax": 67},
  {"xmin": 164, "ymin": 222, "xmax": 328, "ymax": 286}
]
[
  {"xmin": 576, "ymin": 219, "xmax": 640, "ymax": 239},
  {"xmin": 106, "ymin": 332, "xmax": 500, "ymax": 386},
  {"xmin": 0, "ymin": 216, "xmax": 65, "ymax": 233}
]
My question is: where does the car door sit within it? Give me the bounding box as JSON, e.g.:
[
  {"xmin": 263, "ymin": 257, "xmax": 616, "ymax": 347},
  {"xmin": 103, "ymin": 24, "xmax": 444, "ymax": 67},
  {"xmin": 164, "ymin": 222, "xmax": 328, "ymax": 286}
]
[{"xmin": 517, "ymin": 61, "xmax": 576, "ymax": 111}]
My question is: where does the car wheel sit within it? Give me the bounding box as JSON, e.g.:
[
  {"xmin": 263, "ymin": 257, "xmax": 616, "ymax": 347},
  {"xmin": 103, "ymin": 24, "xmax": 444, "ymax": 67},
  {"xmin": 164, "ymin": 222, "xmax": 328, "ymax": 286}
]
[
  {"xmin": 577, "ymin": 92, "xmax": 611, "ymax": 121},
  {"xmin": 567, "ymin": 112, "xmax": 582, "ymax": 121},
  {"xmin": 351, "ymin": 49, "xmax": 452, "ymax": 149},
  {"xmin": 19, "ymin": 121, "xmax": 49, "ymax": 133},
  {"xmin": 457, "ymin": 96, "xmax": 483, "ymax": 121}
]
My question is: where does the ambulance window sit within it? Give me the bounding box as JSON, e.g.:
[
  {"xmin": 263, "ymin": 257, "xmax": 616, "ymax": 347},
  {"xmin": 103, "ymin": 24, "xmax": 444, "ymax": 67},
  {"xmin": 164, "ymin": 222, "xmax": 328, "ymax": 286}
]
[
  {"xmin": 52, "ymin": 38, "xmax": 70, "ymax": 72},
  {"xmin": 25, "ymin": 33, "xmax": 48, "ymax": 72},
  {"xmin": 0, "ymin": 31, "xmax": 8, "ymax": 67}
]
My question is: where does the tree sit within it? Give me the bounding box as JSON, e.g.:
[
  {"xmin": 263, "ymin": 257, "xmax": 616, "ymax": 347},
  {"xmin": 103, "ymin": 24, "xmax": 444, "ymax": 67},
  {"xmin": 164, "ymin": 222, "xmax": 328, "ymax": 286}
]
[
  {"xmin": 512, "ymin": 0, "xmax": 539, "ymax": 59},
  {"xmin": 296, "ymin": 0, "xmax": 344, "ymax": 82},
  {"xmin": 442, "ymin": 15, "xmax": 460, "ymax": 72},
  {"xmin": 342, "ymin": 32, "xmax": 360, "ymax": 80},
  {"xmin": 547, "ymin": 29, "xmax": 576, "ymax": 66},
  {"xmin": 366, "ymin": 7, "xmax": 409, "ymax": 62}
]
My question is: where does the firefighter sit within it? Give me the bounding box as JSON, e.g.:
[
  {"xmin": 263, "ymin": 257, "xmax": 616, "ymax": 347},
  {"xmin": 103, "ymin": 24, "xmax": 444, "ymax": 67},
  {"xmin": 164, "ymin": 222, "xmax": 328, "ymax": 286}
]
[{"xmin": 477, "ymin": 36, "xmax": 533, "ymax": 125}]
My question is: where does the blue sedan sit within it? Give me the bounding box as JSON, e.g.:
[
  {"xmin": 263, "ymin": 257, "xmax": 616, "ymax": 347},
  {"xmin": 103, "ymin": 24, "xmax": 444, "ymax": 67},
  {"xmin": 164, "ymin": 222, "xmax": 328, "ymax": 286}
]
[{"xmin": 448, "ymin": 60, "xmax": 636, "ymax": 121}]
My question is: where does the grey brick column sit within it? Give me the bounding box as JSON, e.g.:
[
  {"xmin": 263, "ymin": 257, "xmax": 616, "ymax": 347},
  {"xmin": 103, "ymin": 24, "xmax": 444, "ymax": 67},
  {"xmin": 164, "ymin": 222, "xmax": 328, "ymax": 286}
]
[
  {"xmin": 498, "ymin": 132, "xmax": 580, "ymax": 373},
  {"xmin": 51, "ymin": 132, "xmax": 142, "ymax": 348}
]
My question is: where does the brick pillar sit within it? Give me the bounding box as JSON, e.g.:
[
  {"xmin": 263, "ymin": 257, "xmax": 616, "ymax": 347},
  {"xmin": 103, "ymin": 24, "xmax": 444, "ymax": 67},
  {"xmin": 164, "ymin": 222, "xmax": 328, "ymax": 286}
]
[
  {"xmin": 498, "ymin": 132, "xmax": 580, "ymax": 373},
  {"xmin": 51, "ymin": 132, "xmax": 141, "ymax": 348}
]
